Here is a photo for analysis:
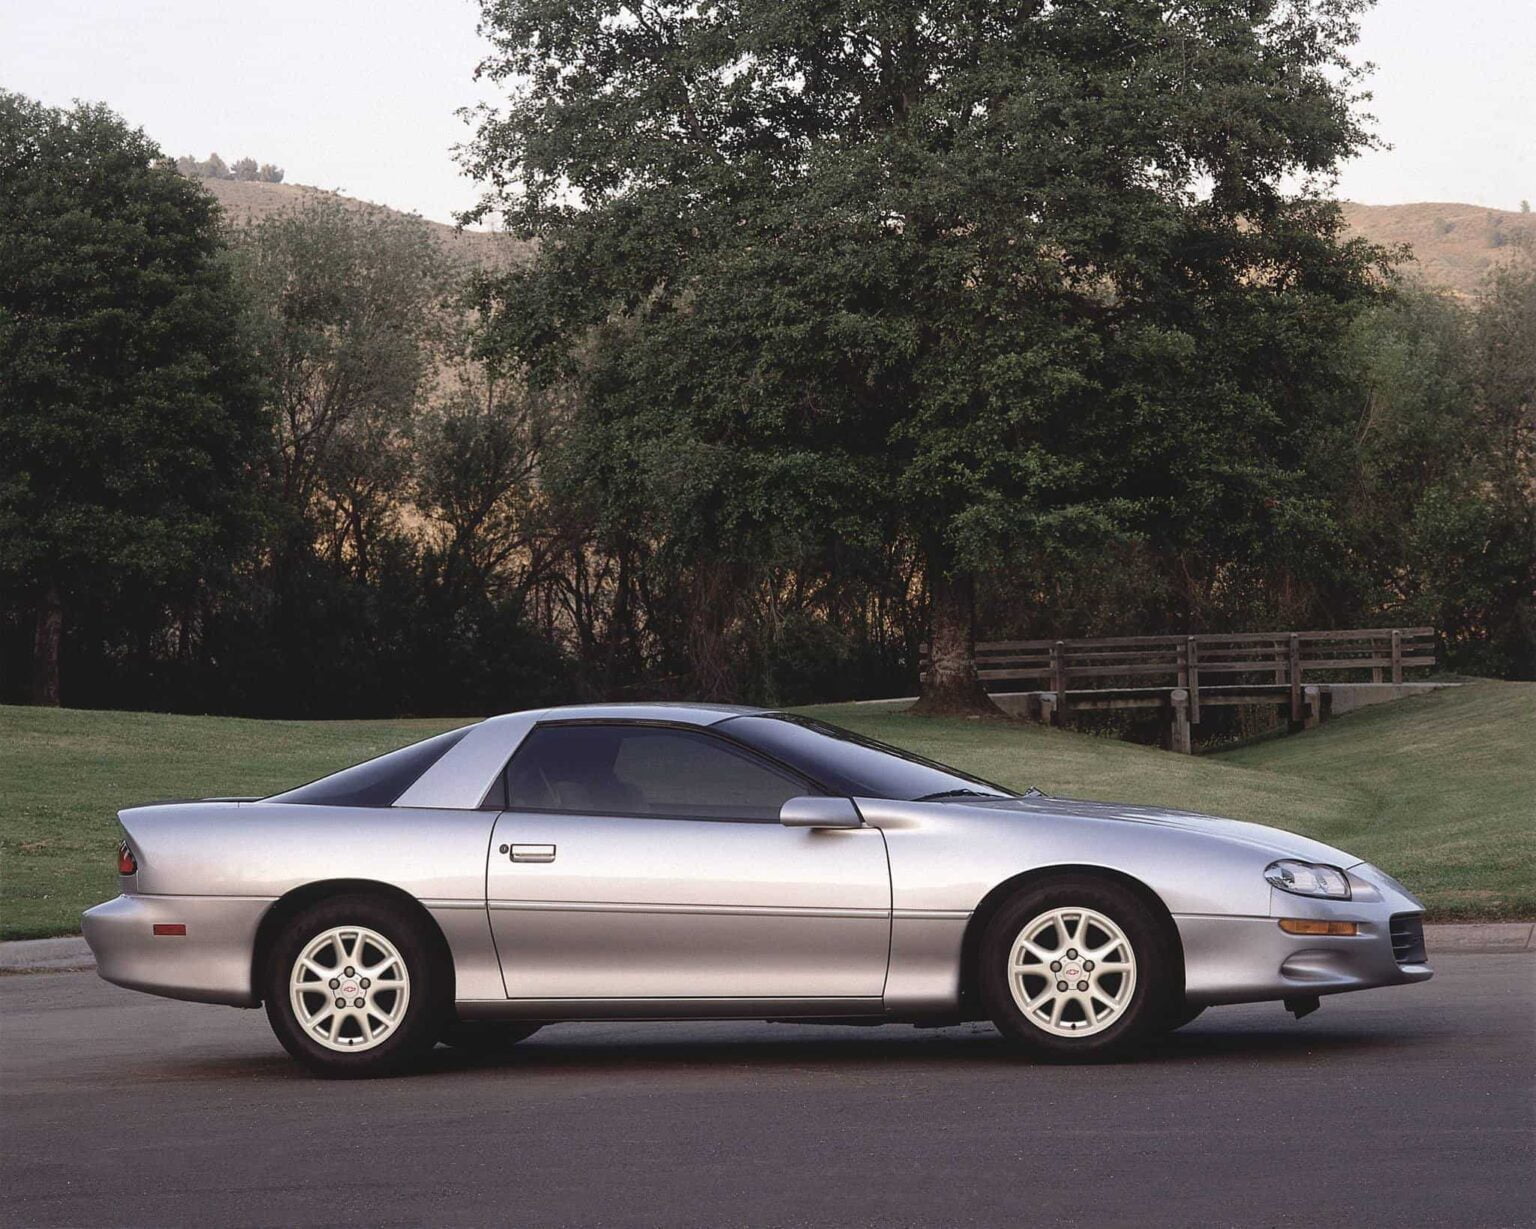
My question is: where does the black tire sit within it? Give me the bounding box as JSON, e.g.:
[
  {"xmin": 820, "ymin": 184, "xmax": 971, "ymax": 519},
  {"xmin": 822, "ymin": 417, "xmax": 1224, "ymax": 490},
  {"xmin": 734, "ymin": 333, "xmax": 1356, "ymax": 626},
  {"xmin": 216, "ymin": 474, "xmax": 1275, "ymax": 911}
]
[
  {"xmin": 978, "ymin": 876, "xmax": 1180, "ymax": 1061},
  {"xmin": 262, "ymin": 893, "xmax": 450, "ymax": 1078},
  {"xmin": 439, "ymin": 1021, "xmax": 544, "ymax": 1052}
]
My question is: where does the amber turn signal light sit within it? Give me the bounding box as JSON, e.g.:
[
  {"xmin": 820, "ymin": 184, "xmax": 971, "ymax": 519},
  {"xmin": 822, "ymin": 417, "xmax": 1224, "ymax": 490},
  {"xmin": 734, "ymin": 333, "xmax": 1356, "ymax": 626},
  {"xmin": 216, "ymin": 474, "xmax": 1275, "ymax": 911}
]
[
  {"xmin": 1278, "ymin": 918, "xmax": 1358, "ymax": 936},
  {"xmin": 117, "ymin": 840, "xmax": 137, "ymax": 876}
]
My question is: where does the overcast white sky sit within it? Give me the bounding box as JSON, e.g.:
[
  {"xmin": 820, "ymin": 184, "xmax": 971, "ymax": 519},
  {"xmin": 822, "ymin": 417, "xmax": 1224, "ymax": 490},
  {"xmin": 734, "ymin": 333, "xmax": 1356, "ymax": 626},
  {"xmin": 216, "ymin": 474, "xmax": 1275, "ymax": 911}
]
[{"xmin": 2, "ymin": 0, "xmax": 1532, "ymax": 226}]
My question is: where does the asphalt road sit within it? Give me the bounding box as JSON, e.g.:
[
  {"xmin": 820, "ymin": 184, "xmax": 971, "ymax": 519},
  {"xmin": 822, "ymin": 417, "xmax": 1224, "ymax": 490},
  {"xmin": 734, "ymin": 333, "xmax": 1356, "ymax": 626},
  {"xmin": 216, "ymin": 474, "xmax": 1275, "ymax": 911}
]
[{"xmin": 2, "ymin": 958, "xmax": 1532, "ymax": 1229}]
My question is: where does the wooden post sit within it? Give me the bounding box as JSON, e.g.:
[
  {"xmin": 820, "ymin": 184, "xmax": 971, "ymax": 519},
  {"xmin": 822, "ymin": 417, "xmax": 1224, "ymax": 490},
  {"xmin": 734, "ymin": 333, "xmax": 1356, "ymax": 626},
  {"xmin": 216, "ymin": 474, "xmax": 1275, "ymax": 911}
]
[
  {"xmin": 1051, "ymin": 640, "xmax": 1068, "ymax": 725},
  {"xmin": 1273, "ymin": 638, "xmax": 1286, "ymax": 684},
  {"xmin": 1170, "ymin": 689, "xmax": 1192, "ymax": 754},
  {"xmin": 1186, "ymin": 636, "xmax": 1201, "ymax": 725},
  {"xmin": 1288, "ymin": 633, "xmax": 1302, "ymax": 723},
  {"xmin": 1391, "ymin": 629, "xmax": 1403, "ymax": 685}
]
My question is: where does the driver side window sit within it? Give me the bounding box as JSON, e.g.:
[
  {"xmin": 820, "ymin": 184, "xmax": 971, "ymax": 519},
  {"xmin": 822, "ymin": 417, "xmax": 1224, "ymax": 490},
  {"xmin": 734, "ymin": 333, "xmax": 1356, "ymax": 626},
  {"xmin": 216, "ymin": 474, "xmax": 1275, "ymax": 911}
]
[{"xmin": 504, "ymin": 724, "xmax": 808, "ymax": 821}]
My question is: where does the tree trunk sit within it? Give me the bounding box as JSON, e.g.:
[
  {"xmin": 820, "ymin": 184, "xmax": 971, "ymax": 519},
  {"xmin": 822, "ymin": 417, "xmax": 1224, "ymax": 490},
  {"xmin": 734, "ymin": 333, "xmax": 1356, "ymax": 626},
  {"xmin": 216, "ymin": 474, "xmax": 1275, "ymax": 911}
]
[
  {"xmin": 31, "ymin": 584, "xmax": 63, "ymax": 707},
  {"xmin": 911, "ymin": 566, "xmax": 1002, "ymax": 716}
]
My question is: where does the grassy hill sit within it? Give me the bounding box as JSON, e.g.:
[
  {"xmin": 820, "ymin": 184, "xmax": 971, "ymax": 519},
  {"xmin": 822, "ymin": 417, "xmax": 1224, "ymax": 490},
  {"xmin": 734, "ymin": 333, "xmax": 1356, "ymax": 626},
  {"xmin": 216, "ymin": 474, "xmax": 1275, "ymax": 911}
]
[
  {"xmin": 2, "ymin": 682, "xmax": 1530, "ymax": 940},
  {"xmin": 200, "ymin": 178, "xmax": 1532, "ymax": 296}
]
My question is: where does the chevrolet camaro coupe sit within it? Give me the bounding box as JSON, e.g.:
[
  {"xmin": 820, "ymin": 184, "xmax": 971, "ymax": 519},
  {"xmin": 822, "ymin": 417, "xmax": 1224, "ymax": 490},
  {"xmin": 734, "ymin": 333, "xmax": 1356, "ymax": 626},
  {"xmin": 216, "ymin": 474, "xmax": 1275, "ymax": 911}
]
[{"xmin": 83, "ymin": 703, "xmax": 1432, "ymax": 1076}]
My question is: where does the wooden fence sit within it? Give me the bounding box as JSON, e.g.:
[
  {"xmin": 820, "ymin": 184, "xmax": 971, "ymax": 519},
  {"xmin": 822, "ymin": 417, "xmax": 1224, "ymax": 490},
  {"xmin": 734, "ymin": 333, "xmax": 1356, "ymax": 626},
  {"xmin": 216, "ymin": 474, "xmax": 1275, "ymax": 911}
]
[{"xmin": 921, "ymin": 628, "xmax": 1436, "ymax": 745}]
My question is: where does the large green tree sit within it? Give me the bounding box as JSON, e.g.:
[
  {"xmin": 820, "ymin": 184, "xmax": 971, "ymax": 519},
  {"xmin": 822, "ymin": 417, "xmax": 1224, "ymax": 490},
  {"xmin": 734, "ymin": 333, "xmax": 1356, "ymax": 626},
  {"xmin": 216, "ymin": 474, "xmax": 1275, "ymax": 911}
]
[
  {"xmin": 464, "ymin": 0, "xmax": 1388, "ymax": 709},
  {"xmin": 231, "ymin": 196, "xmax": 451, "ymax": 577},
  {"xmin": 0, "ymin": 94, "xmax": 266, "ymax": 705}
]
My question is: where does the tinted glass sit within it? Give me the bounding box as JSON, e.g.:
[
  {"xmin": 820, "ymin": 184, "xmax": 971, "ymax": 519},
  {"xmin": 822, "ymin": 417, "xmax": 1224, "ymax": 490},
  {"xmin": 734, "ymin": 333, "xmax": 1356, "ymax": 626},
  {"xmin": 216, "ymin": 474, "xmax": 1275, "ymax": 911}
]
[
  {"xmin": 720, "ymin": 713, "xmax": 1014, "ymax": 801},
  {"xmin": 270, "ymin": 726, "xmax": 473, "ymax": 808},
  {"xmin": 505, "ymin": 724, "xmax": 808, "ymax": 821}
]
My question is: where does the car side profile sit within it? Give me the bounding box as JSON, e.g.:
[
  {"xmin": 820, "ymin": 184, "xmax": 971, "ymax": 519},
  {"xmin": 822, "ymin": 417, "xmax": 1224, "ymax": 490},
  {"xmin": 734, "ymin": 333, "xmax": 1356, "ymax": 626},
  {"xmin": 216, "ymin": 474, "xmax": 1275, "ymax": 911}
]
[{"xmin": 83, "ymin": 703, "xmax": 1432, "ymax": 1076}]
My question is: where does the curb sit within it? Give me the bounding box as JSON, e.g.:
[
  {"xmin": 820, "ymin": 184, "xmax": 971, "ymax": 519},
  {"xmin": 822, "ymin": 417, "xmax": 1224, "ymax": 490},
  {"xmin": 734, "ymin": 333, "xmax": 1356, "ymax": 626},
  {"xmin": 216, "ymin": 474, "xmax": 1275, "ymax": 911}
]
[
  {"xmin": 1424, "ymin": 921, "xmax": 1535, "ymax": 954},
  {"xmin": 0, "ymin": 936, "xmax": 94, "ymax": 973},
  {"xmin": 2, "ymin": 922, "xmax": 1532, "ymax": 975}
]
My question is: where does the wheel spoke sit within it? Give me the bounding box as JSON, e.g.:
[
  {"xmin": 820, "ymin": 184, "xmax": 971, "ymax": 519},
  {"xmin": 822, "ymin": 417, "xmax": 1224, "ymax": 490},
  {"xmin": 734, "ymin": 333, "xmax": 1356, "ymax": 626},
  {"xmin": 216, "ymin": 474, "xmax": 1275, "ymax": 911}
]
[{"xmin": 1070, "ymin": 913, "xmax": 1089, "ymax": 947}]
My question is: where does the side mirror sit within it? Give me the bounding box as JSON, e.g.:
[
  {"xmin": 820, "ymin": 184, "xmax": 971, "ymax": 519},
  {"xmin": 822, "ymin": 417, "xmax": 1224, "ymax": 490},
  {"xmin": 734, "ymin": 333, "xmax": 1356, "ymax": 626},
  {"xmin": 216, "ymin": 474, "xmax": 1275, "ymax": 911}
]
[{"xmin": 780, "ymin": 796, "xmax": 862, "ymax": 829}]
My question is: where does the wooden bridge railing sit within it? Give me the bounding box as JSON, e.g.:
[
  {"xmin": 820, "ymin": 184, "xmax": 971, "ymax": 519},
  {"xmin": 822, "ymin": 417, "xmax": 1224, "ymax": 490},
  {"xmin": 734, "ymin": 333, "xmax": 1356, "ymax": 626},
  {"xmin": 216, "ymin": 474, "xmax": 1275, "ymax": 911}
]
[{"xmin": 921, "ymin": 627, "xmax": 1436, "ymax": 724}]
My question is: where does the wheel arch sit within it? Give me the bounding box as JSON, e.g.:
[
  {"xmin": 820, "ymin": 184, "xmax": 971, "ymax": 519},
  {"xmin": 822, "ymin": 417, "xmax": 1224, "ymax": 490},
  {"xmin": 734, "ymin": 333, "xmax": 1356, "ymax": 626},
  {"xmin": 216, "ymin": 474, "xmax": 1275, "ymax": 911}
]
[
  {"xmin": 957, "ymin": 864, "xmax": 1185, "ymax": 1014},
  {"xmin": 250, "ymin": 879, "xmax": 455, "ymax": 1005}
]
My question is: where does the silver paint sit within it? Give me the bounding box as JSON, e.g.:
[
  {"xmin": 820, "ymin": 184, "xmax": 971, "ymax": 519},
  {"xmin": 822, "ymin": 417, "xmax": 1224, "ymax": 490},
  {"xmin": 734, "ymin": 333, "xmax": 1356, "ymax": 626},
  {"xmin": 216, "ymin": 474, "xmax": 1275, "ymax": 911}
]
[{"xmin": 84, "ymin": 702, "xmax": 1432, "ymax": 1022}]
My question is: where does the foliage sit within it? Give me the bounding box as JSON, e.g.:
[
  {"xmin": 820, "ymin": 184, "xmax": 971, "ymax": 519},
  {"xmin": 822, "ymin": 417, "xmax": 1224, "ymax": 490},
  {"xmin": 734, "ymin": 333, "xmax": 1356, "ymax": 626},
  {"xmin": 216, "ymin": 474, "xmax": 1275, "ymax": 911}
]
[
  {"xmin": 1333, "ymin": 265, "xmax": 1534, "ymax": 677},
  {"xmin": 462, "ymin": 0, "xmax": 1390, "ymax": 709},
  {"xmin": 0, "ymin": 93, "xmax": 268, "ymax": 704},
  {"xmin": 175, "ymin": 152, "xmax": 284, "ymax": 182},
  {"xmin": 232, "ymin": 195, "xmax": 451, "ymax": 572}
]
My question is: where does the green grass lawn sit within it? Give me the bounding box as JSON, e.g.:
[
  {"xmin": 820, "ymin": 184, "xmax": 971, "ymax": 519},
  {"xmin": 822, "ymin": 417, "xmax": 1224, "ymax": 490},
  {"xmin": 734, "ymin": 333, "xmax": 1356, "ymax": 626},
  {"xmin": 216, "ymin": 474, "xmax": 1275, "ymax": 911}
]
[{"xmin": 2, "ymin": 681, "xmax": 1531, "ymax": 939}]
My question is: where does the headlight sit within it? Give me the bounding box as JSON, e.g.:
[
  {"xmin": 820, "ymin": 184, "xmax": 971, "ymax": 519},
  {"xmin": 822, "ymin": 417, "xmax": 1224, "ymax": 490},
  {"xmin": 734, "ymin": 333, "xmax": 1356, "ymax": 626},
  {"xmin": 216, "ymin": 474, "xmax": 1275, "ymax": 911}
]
[{"xmin": 1265, "ymin": 859, "xmax": 1351, "ymax": 899}]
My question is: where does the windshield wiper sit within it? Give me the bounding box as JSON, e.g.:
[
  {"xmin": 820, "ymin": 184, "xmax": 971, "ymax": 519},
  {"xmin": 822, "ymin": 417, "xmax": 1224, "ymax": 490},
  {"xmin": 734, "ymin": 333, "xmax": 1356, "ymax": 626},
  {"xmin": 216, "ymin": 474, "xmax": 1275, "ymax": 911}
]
[{"xmin": 913, "ymin": 788, "xmax": 1003, "ymax": 802}]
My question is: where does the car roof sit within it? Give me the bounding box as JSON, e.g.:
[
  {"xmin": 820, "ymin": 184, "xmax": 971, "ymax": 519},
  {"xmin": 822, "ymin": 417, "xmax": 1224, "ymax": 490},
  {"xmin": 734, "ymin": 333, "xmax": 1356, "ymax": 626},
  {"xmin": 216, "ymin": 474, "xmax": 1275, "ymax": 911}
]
[{"xmin": 483, "ymin": 702, "xmax": 773, "ymax": 729}]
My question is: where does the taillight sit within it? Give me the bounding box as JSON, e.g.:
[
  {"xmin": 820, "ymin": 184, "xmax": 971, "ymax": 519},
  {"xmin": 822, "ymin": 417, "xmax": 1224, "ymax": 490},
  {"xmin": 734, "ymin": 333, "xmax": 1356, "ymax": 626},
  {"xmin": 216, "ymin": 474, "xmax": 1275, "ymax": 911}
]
[{"xmin": 117, "ymin": 840, "xmax": 137, "ymax": 876}]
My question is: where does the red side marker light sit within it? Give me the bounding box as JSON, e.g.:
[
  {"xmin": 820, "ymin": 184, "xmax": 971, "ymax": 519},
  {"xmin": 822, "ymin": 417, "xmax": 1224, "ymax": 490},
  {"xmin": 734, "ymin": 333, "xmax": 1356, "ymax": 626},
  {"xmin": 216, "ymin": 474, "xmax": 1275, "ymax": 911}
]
[
  {"xmin": 117, "ymin": 841, "xmax": 137, "ymax": 875},
  {"xmin": 152, "ymin": 923, "xmax": 186, "ymax": 937}
]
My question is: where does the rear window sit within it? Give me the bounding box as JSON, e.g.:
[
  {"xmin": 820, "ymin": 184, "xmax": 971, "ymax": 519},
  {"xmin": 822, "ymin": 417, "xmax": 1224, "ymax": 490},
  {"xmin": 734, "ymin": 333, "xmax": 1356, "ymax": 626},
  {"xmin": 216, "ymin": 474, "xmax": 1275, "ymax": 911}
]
[{"xmin": 268, "ymin": 727, "xmax": 473, "ymax": 808}]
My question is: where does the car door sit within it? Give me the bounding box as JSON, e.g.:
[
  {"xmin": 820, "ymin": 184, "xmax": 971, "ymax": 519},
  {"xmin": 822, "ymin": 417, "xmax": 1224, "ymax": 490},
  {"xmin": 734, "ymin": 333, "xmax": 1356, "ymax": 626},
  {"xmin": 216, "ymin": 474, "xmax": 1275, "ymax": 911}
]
[{"xmin": 485, "ymin": 721, "xmax": 891, "ymax": 1003}]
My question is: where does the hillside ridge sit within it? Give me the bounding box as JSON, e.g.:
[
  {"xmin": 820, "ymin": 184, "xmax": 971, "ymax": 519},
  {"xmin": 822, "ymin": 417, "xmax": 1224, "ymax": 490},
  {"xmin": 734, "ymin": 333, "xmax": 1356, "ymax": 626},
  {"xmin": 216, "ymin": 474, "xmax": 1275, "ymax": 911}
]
[{"xmin": 200, "ymin": 178, "xmax": 1534, "ymax": 295}]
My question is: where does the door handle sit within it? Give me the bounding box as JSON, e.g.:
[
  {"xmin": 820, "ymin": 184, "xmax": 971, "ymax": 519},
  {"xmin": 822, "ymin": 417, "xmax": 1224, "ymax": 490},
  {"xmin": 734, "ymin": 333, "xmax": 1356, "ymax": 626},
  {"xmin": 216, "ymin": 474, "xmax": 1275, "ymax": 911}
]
[{"xmin": 508, "ymin": 844, "xmax": 556, "ymax": 864}]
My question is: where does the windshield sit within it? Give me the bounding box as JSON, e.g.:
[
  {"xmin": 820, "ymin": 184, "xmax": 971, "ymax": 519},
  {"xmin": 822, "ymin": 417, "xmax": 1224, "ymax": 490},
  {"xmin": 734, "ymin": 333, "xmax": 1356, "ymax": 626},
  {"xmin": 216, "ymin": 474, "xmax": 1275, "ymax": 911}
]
[{"xmin": 720, "ymin": 713, "xmax": 1015, "ymax": 802}]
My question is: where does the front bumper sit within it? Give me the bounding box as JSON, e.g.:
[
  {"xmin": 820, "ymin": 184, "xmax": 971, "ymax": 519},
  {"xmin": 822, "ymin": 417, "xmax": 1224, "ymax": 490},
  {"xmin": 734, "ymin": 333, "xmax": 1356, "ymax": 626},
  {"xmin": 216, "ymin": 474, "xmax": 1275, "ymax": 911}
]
[
  {"xmin": 1176, "ymin": 865, "xmax": 1432, "ymax": 1007},
  {"xmin": 82, "ymin": 893, "xmax": 272, "ymax": 1007}
]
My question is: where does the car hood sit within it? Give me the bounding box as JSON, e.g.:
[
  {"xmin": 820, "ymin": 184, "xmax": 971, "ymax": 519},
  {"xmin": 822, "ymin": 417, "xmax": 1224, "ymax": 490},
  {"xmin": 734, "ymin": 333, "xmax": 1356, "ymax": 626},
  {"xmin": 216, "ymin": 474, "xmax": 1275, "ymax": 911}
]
[{"xmin": 949, "ymin": 795, "xmax": 1360, "ymax": 866}]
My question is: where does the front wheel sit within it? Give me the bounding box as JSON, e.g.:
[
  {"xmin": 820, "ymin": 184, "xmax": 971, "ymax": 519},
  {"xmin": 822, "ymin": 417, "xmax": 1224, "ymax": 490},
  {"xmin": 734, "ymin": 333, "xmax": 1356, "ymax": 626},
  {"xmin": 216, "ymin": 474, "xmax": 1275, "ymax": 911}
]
[
  {"xmin": 979, "ymin": 877, "xmax": 1180, "ymax": 1061},
  {"xmin": 263, "ymin": 894, "xmax": 449, "ymax": 1078}
]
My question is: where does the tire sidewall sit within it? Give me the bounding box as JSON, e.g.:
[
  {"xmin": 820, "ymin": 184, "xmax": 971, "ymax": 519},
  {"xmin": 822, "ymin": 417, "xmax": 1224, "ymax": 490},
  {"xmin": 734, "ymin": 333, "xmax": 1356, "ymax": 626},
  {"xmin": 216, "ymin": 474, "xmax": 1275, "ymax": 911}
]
[
  {"xmin": 979, "ymin": 877, "xmax": 1177, "ymax": 1059},
  {"xmin": 263, "ymin": 894, "xmax": 448, "ymax": 1078}
]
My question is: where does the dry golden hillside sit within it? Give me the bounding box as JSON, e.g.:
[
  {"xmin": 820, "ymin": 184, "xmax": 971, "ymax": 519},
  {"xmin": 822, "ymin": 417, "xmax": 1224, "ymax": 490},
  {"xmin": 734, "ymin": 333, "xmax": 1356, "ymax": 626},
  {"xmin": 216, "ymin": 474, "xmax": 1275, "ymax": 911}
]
[
  {"xmin": 200, "ymin": 178, "xmax": 521, "ymax": 269},
  {"xmin": 1343, "ymin": 202, "xmax": 1535, "ymax": 295},
  {"xmin": 201, "ymin": 179, "xmax": 1531, "ymax": 295}
]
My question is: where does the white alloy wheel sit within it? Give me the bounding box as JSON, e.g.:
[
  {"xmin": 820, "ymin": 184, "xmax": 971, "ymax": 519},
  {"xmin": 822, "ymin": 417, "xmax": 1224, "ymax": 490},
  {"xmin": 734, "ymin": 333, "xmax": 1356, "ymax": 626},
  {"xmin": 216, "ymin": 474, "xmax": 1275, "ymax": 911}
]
[
  {"xmin": 289, "ymin": 925, "xmax": 411, "ymax": 1052},
  {"xmin": 1007, "ymin": 906, "xmax": 1138, "ymax": 1038}
]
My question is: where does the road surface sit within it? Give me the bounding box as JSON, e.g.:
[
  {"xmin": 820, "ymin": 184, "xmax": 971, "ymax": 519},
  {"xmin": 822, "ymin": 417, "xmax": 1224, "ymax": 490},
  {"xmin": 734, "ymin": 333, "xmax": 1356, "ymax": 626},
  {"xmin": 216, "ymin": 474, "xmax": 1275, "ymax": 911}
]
[{"xmin": 2, "ymin": 956, "xmax": 1532, "ymax": 1227}]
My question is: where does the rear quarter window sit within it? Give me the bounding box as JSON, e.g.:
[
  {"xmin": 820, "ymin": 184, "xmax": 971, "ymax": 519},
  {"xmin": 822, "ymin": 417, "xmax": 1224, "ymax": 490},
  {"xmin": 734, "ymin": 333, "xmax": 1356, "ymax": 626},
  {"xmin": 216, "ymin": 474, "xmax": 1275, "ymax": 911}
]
[{"xmin": 268, "ymin": 727, "xmax": 473, "ymax": 808}]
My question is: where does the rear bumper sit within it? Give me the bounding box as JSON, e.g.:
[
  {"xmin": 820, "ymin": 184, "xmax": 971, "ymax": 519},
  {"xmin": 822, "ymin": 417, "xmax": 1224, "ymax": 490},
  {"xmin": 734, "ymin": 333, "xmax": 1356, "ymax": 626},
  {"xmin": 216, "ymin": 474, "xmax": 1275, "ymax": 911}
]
[{"xmin": 82, "ymin": 894, "xmax": 272, "ymax": 1007}]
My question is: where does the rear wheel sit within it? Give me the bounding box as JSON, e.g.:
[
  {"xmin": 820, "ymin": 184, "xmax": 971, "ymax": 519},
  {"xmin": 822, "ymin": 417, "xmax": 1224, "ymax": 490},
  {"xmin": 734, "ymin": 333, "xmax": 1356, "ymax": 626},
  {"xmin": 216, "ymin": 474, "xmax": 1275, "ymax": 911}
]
[
  {"xmin": 979, "ymin": 876, "xmax": 1179, "ymax": 1060},
  {"xmin": 263, "ymin": 894, "xmax": 449, "ymax": 1078}
]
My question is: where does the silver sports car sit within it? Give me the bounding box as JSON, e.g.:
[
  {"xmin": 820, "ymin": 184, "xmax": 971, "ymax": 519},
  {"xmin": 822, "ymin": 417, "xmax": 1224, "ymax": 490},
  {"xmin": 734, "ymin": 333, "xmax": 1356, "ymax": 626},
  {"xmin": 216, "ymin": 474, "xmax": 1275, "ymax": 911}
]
[{"xmin": 84, "ymin": 703, "xmax": 1431, "ymax": 1076}]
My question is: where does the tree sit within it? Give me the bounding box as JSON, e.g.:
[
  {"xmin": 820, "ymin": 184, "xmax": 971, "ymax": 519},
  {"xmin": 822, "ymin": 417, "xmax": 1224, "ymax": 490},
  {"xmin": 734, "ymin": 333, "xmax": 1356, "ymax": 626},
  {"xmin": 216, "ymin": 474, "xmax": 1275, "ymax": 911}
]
[
  {"xmin": 0, "ymin": 93, "xmax": 267, "ymax": 704},
  {"xmin": 258, "ymin": 163, "xmax": 284, "ymax": 184},
  {"xmin": 232, "ymin": 156, "xmax": 260, "ymax": 181},
  {"xmin": 463, "ymin": 0, "xmax": 1387, "ymax": 711},
  {"xmin": 231, "ymin": 196, "xmax": 451, "ymax": 577}
]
